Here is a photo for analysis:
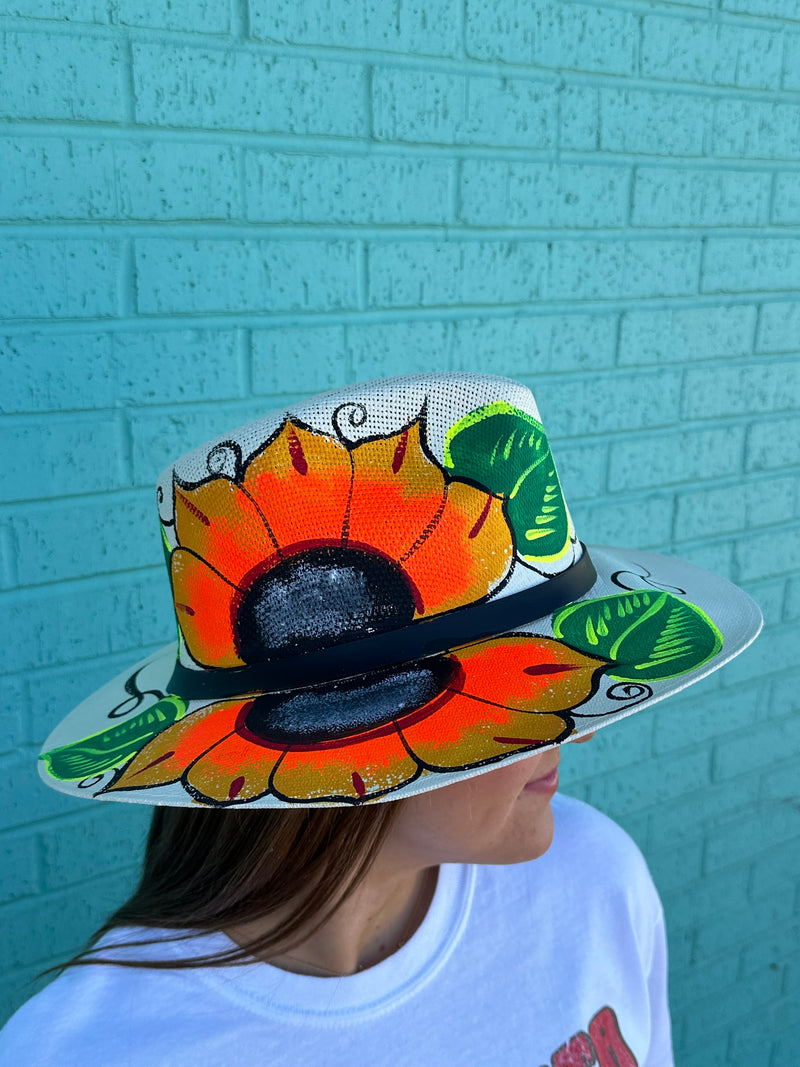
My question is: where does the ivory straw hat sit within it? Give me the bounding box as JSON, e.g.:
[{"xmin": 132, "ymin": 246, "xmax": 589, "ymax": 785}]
[{"xmin": 39, "ymin": 373, "xmax": 763, "ymax": 809}]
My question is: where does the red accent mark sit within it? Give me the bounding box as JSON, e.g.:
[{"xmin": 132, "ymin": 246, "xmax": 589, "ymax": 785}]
[
  {"xmin": 523, "ymin": 663, "xmax": 580, "ymax": 676},
  {"xmin": 288, "ymin": 428, "xmax": 308, "ymax": 475},
  {"xmin": 469, "ymin": 494, "xmax": 493, "ymax": 539},
  {"xmin": 493, "ymin": 736, "xmax": 542, "ymax": 746},
  {"xmin": 352, "ymin": 771, "xmax": 366, "ymax": 796},
  {"xmin": 178, "ymin": 491, "xmax": 210, "ymax": 526},
  {"xmin": 132, "ymin": 751, "xmax": 175, "ymax": 776},
  {"xmin": 175, "ymin": 602, "xmax": 195, "ymax": 616},
  {"xmin": 228, "ymin": 775, "xmax": 246, "ymax": 800},
  {"xmin": 392, "ymin": 429, "xmax": 409, "ymax": 474}
]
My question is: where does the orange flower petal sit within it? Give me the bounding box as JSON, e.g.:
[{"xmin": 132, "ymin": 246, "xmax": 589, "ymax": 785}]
[
  {"xmin": 270, "ymin": 726, "xmax": 419, "ymax": 803},
  {"xmin": 401, "ymin": 481, "xmax": 513, "ymax": 616},
  {"xmin": 397, "ymin": 637, "xmax": 606, "ymax": 769},
  {"xmin": 347, "ymin": 421, "xmax": 446, "ymax": 561},
  {"xmin": 171, "ymin": 549, "xmax": 244, "ymax": 667},
  {"xmin": 454, "ymin": 636, "xmax": 607, "ymax": 715},
  {"xmin": 174, "ymin": 477, "xmax": 279, "ymax": 586},
  {"xmin": 243, "ymin": 421, "xmax": 353, "ymax": 549},
  {"xmin": 106, "ymin": 699, "xmax": 247, "ymax": 792},
  {"xmin": 184, "ymin": 731, "xmax": 283, "ymax": 805},
  {"xmin": 398, "ymin": 690, "xmax": 570, "ymax": 769}
]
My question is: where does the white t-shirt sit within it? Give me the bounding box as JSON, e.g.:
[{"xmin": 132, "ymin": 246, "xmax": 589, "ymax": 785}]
[{"xmin": 0, "ymin": 794, "xmax": 673, "ymax": 1067}]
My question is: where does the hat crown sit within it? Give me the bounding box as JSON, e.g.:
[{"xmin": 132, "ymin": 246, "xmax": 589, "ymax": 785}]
[{"xmin": 157, "ymin": 373, "xmax": 579, "ymax": 674}]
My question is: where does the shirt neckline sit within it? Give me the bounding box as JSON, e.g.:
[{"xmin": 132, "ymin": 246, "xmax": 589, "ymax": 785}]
[{"xmin": 162, "ymin": 860, "xmax": 475, "ymax": 1023}]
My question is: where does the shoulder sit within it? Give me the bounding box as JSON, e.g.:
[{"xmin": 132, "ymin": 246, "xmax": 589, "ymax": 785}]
[
  {"xmin": 0, "ymin": 930, "xmax": 203, "ymax": 1065},
  {"xmin": 550, "ymin": 792, "xmax": 651, "ymax": 874},
  {"xmin": 545, "ymin": 793, "xmax": 663, "ymax": 919}
]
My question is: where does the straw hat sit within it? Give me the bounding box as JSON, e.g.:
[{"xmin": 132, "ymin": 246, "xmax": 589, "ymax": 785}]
[{"xmin": 39, "ymin": 373, "xmax": 762, "ymax": 808}]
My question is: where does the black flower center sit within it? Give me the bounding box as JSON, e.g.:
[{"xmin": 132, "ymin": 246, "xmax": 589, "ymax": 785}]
[
  {"xmin": 234, "ymin": 546, "xmax": 417, "ymax": 664},
  {"xmin": 242, "ymin": 656, "xmax": 457, "ymax": 744}
]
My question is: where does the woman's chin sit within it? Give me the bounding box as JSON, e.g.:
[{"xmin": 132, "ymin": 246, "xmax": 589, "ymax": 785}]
[{"xmin": 483, "ymin": 800, "xmax": 556, "ymax": 866}]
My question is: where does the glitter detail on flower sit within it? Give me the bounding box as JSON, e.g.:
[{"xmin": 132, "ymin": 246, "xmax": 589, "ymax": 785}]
[
  {"xmin": 105, "ymin": 636, "xmax": 604, "ymax": 805},
  {"xmin": 168, "ymin": 416, "xmax": 514, "ymax": 670}
]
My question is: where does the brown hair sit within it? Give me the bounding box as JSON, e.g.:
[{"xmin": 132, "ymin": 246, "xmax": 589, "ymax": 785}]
[{"xmin": 56, "ymin": 798, "xmax": 404, "ymax": 972}]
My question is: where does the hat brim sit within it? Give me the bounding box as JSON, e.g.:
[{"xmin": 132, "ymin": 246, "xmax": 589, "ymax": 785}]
[{"xmin": 38, "ymin": 544, "xmax": 762, "ymax": 809}]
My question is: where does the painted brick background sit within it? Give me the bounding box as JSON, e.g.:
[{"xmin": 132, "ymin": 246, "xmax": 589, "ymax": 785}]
[{"xmin": 1, "ymin": 0, "xmax": 799, "ymax": 1062}]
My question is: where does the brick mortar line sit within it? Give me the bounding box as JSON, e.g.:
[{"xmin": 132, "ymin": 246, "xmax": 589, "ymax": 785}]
[
  {"xmin": 7, "ymin": 301, "xmax": 800, "ymax": 335},
  {"xmin": 0, "ymin": 645, "xmax": 167, "ymax": 686},
  {"xmin": 4, "ymin": 25, "xmax": 800, "ymax": 107},
  {"xmin": 231, "ymin": 0, "xmax": 248, "ymax": 41},
  {"xmin": 5, "ymin": 123, "xmax": 800, "ymax": 174},
  {"xmin": 0, "ymin": 862, "xmax": 141, "ymax": 921},
  {"xmin": 669, "ymin": 895, "xmax": 799, "ymax": 949},
  {"xmin": 672, "ymin": 999, "xmax": 791, "ymax": 1047},
  {"xmin": 0, "ymin": 488, "xmax": 150, "ymax": 514},
  {"xmin": 3, "ymin": 0, "xmax": 800, "ymax": 37},
  {"xmin": 712, "ymin": 776, "xmax": 800, "ymax": 806},
  {"xmin": 0, "ymin": 869, "xmax": 140, "ymax": 916},
  {"xmin": 622, "ymin": 822, "xmax": 794, "ymax": 873},
  {"xmin": 5, "ymin": 218, "xmax": 800, "ymax": 237},
  {"xmin": 236, "ymin": 326, "xmax": 252, "ymax": 396},
  {"xmin": 7, "ymin": 225, "xmax": 800, "ymax": 244},
  {"xmin": 0, "ymin": 805, "xmax": 146, "ymax": 839},
  {"xmin": 0, "ymin": 564, "xmax": 165, "ymax": 601},
  {"xmin": 121, "ymin": 33, "xmax": 136, "ymax": 125},
  {"xmin": 6, "ymin": 124, "xmax": 800, "ymax": 173},
  {"xmin": 365, "ymin": 63, "xmax": 374, "ymax": 142},
  {"xmin": 569, "ymin": 738, "xmax": 790, "ymax": 797},
  {"xmin": 1, "ymin": 643, "xmax": 173, "ymax": 683},
  {"xmin": 768, "ymin": 168, "xmax": 780, "ymax": 224},
  {"xmin": 0, "ymin": 524, "xmax": 17, "ymax": 588},
  {"xmin": 6, "ymin": 358, "xmax": 800, "ymax": 403},
  {"xmin": 1, "ymin": 295, "xmax": 798, "ymax": 334},
  {"xmin": 568, "ymin": 0, "xmax": 800, "ymax": 33},
  {"xmin": 2, "ymin": 14, "xmax": 800, "ymax": 100}
]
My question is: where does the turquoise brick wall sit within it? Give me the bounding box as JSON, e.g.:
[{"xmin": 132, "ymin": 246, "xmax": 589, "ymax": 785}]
[{"xmin": 1, "ymin": 1, "xmax": 798, "ymax": 1061}]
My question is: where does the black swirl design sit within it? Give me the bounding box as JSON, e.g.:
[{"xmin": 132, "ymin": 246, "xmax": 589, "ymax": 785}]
[
  {"xmin": 207, "ymin": 439, "xmax": 243, "ymax": 481},
  {"xmin": 78, "ymin": 774, "xmax": 105, "ymax": 790},
  {"xmin": 156, "ymin": 482, "xmax": 174, "ymax": 527},
  {"xmin": 611, "ymin": 566, "xmax": 686, "ymax": 596},
  {"xmin": 332, "ymin": 402, "xmax": 368, "ymax": 444},
  {"xmin": 571, "ymin": 680, "xmax": 653, "ymax": 718},
  {"xmin": 605, "ymin": 681, "xmax": 653, "ymax": 706},
  {"xmin": 108, "ymin": 667, "xmax": 166, "ymax": 719}
]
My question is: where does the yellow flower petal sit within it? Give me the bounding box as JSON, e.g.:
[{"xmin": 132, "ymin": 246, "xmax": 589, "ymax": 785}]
[
  {"xmin": 184, "ymin": 731, "xmax": 283, "ymax": 805},
  {"xmin": 271, "ymin": 726, "xmax": 419, "ymax": 803}
]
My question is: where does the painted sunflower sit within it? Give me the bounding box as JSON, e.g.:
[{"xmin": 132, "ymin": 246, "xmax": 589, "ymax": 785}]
[
  {"xmin": 168, "ymin": 417, "xmax": 514, "ymax": 668},
  {"xmin": 105, "ymin": 415, "xmax": 607, "ymax": 805},
  {"xmin": 108, "ymin": 636, "xmax": 604, "ymax": 805}
]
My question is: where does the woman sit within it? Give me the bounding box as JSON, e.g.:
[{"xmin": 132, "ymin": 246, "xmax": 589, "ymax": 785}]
[{"xmin": 0, "ymin": 372, "xmax": 762, "ymax": 1066}]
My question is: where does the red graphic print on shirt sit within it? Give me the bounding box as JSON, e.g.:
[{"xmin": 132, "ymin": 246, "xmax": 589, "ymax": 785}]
[{"xmin": 547, "ymin": 1006, "xmax": 639, "ymax": 1067}]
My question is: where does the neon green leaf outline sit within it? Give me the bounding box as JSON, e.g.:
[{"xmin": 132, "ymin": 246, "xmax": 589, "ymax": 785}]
[
  {"xmin": 552, "ymin": 591, "xmax": 724, "ymax": 682},
  {"xmin": 443, "ymin": 400, "xmax": 571, "ymax": 564},
  {"xmin": 40, "ymin": 695, "xmax": 188, "ymax": 782}
]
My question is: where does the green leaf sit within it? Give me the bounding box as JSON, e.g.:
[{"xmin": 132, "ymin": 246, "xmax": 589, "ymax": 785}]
[
  {"xmin": 443, "ymin": 401, "xmax": 571, "ymax": 564},
  {"xmin": 40, "ymin": 695, "xmax": 187, "ymax": 782},
  {"xmin": 552, "ymin": 591, "xmax": 724, "ymax": 682}
]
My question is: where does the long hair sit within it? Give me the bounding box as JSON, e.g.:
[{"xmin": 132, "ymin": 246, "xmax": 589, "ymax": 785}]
[{"xmin": 56, "ymin": 798, "xmax": 405, "ymax": 971}]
